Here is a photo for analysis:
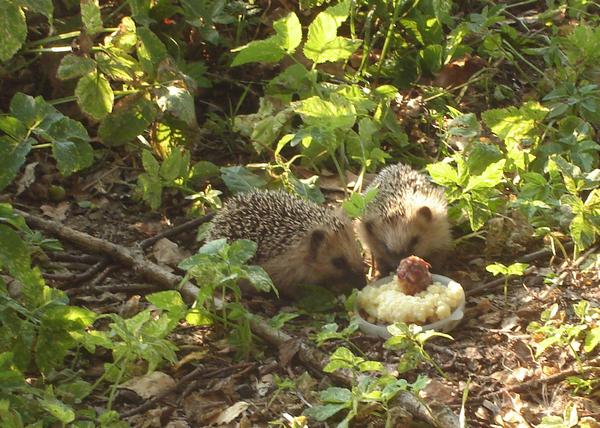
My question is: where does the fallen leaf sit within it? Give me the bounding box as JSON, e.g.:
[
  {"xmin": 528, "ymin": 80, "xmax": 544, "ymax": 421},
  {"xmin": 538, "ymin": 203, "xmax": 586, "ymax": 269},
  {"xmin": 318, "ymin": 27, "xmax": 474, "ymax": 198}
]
[
  {"xmin": 212, "ymin": 401, "xmax": 249, "ymax": 425},
  {"xmin": 40, "ymin": 202, "xmax": 71, "ymax": 221},
  {"xmin": 419, "ymin": 379, "xmax": 456, "ymax": 403},
  {"xmin": 16, "ymin": 162, "xmax": 38, "ymax": 195},
  {"xmin": 153, "ymin": 238, "xmax": 189, "ymax": 267},
  {"xmin": 121, "ymin": 371, "xmax": 176, "ymax": 399}
]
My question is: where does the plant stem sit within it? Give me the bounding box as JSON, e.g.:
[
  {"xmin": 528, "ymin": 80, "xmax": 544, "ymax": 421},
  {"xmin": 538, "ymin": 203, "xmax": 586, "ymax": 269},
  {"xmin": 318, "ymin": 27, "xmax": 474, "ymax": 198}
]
[{"xmin": 375, "ymin": 0, "xmax": 406, "ymax": 81}]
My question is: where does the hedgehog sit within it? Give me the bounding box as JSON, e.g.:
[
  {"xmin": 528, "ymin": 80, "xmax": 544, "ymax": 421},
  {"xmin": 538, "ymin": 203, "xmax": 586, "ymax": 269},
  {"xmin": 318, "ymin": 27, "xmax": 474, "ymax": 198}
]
[
  {"xmin": 357, "ymin": 163, "xmax": 452, "ymax": 275},
  {"xmin": 206, "ymin": 189, "xmax": 366, "ymax": 298}
]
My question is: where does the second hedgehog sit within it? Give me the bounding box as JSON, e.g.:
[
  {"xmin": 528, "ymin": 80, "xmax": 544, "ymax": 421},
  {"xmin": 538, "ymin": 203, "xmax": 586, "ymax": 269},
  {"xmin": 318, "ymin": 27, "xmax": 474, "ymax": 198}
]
[
  {"xmin": 357, "ymin": 163, "xmax": 452, "ymax": 275},
  {"xmin": 206, "ymin": 190, "xmax": 366, "ymax": 298}
]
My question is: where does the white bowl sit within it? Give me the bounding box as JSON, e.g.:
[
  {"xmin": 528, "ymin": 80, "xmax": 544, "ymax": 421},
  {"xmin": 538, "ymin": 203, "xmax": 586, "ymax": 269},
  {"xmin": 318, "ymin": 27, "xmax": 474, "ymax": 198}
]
[{"xmin": 354, "ymin": 274, "xmax": 465, "ymax": 339}]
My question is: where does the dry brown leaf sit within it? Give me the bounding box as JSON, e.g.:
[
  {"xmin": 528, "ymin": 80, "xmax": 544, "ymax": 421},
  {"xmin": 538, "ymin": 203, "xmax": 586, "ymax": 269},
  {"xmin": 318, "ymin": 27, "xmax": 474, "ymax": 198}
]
[
  {"xmin": 40, "ymin": 201, "xmax": 70, "ymax": 221},
  {"xmin": 16, "ymin": 162, "xmax": 38, "ymax": 195},
  {"xmin": 419, "ymin": 379, "xmax": 456, "ymax": 404},
  {"xmin": 153, "ymin": 238, "xmax": 189, "ymax": 267},
  {"xmin": 212, "ymin": 401, "xmax": 249, "ymax": 425},
  {"xmin": 121, "ymin": 371, "xmax": 176, "ymax": 400}
]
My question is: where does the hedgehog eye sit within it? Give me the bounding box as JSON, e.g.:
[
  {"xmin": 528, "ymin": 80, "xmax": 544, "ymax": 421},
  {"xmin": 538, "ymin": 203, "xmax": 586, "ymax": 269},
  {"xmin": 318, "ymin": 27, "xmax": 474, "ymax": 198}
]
[
  {"xmin": 364, "ymin": 221, "xmax": 374, "ymax": 233},
  {"xmin": 331, "ymin": 256, "xmax": 348, "ymax": 270}
]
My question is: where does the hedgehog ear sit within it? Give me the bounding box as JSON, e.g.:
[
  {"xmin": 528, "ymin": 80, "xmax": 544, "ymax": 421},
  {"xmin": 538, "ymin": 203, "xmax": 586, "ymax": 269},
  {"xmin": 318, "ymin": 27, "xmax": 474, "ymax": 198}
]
[
  {"xmin": 416, "ymin": 206, "xmax": 433, "ymax": 222},
  {"xmin": 308, "ymin": 229, "xmax": 326, "ymax": 259}
]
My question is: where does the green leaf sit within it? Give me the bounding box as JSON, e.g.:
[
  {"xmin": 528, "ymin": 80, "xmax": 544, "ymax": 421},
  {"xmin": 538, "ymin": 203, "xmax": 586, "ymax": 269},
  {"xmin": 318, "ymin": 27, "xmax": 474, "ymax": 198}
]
[
  {"xmin": 427, "ymin": 162, "xmax": 459, "ymax": 186},
  {"xmin": 160, "ymin": 148, "xmax": 189, "ymax": 182},
  {"xmin": 155, "ymin": 86, "xmax": 197, "ymax": 126},
  {"xmin": 57, "ymin": 55, "xmax": 96, "ymax": 80},
  {"xmin": 0, "ymin": 2, "xmax": 27, "ymax": 62},
  {"xmin": 231, "ymin": 13, "xmax": 301, "ymax": 66},
  {"xmin": 141, "ymin": 149, "xmax": 159, "ymax": 176},
  {"xmin": 584, "ymin": 326, "xmax": 600, "ymax": 353},
  {"xmin": 273, "ymin": 12, "xmax": 302, "ymax": 53},
  {"xmin": 0, "ymin": 136, "xmax": 32, "ymax": 191},
  {"xmin": 80, "ymin": 0, "xmax": 102, "ymax": 35},
  {"xmin": 75, "ymin": 72, "xmax": 114, "ymax": 120},
  {"xmin": 137, "ymin": 173, "xmax": 162, "ymax": 209},
  {"xmin": 38, "ymin": 397, "xmax": 75, "ymax": 424},
  {"xmin": 56, "ymin": 379, "xmax": 93, "ymax": 403},
  {"xmin": 146, "ymin": 290, "xmax": 187, "ymax": 317},
  {"xmin": 220, "ymin": 166, "xmax": 267, "ymax": 193},
  {"xmin": 51, "ymin": 140, "xmax": 94, "ymax": 176},
  {"xmin": 228, "ymin": 239, "xmax": 258, "ymax": 265},
  {"xmin": 137, "ymin": 26, "xmax": 167, "ymax": 73},
  {"xmin": 320, "ymin": 387, "xmax": 353, "ymax": 404},
  {"xmin": 18, "ymin": 0, "xmax": 53, "ymax": 23},
  {"xmin": 9, "ymin": 93, "xmax": 53, "ymax": 128},
  {"xmin": 243, "ymin": 265, "xmax": 275, "ymax": 293},
  {"xmin": 465, "ymin": 159, "xmax": 505, "ymax": 191},
  {"xmin": 231, "ymin": 38, "xmax": 286, "ymax": 67},
  {"xmin": 296, "ymin": 95, "xmax": 356, "ymax": 130},
  {"xmin": 304, "ymin": 0, "xmax": 358, "ymax": 64},
  {"xmin": 304, "ymin": 403, "xmax": 350, "ymax": 421},
  {"xmin": 342, "ymin": 188, "xmax": 378, "ymax": 219},
  {"xmin": 98, "ymin": 96, "xmax": 157, "ymax": 146}
]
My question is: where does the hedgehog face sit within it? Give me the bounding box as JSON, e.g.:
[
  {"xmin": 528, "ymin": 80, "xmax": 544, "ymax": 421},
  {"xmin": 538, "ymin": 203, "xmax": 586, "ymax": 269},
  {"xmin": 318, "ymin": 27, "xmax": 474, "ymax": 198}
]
[
  {"xmin": 304, "ymin": 223, "xmax": 367, "ymax": 292},
  {"xmin": 360, "ymin": 205, "xmax": 451, "ymax": 275}
]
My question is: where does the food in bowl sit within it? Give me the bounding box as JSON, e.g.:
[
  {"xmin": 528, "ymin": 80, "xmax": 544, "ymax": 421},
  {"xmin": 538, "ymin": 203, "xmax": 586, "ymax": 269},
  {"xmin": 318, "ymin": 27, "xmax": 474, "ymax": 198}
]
[{"xmin": 357, "ymin": 256, "xmax": 465, "ymax": 325}]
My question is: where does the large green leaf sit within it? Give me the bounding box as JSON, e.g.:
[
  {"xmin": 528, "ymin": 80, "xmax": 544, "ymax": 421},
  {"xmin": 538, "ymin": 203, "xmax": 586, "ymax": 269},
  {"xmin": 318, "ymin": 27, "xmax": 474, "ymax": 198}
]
[
  {"xmin": 220, "ymin": 166, "xmax": 267, "ymax": 193},
  {"xmin": 9, "ymin": 93, "xmax": 55, "ymax": 128},
  {"xmin": 52, "ymin": 140, "xmax": 94, "ymax": 176},
  {"xmin": 295, "ymin": 95, "xmax": 356, "ymax": 130},
  {"xmin": 303, "ymin": 0, "xmax": 359, "ymax": 64},
  {"xmin": 75, "ymin": 72, "xmax": 114, "ymax": 119},
  {"xmin": 18, "ymin": 0, "xmax": 54, "ymax": 23},
  {"xmin": 57, "ymin": 54, "xmax": 96, "ymax": 80},
  {"xmin": 0, "ymin": 136, "xmax": 32, "ymax": 191},
  {"xmin": 155, "ymin": 86, "xmax": 196, "ymax": 126},
  {"xmin": 80, "ymin": 0, "xmax": 102, "ymax": 35},
  {"xmin": 98, "ymin": 96, "xmax": 157, "ymax": 146},
  {"xmin": 231, "ymin": 13, "xmax": 301, "ymax": 66},
  {"xmin": 137, "ymin": 26, "xmax": 167, "ymax": 74},
  {"xmin": 0, "ymin": 2, "xmax": 27, "ymax": 62}
]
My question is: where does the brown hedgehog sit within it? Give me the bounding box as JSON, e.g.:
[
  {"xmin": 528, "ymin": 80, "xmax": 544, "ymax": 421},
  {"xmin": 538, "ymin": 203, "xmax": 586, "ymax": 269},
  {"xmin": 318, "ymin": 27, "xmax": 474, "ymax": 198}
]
[
  {"xmin": 206, "ymin": 190, "xmax": 366, "ymax": 298},
  {"xmin": 357, "ymin": 163, "xmax": 452, "ymax": 275}
]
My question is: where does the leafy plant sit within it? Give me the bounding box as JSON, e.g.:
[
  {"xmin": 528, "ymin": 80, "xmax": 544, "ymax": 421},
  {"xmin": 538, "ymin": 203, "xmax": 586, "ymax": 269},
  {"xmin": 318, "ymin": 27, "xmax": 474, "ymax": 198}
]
[
  {"xmin": 179, "ymin": 238, "xmax": 276, "ymax": 358},
  {"xmin": 305, "ymin": 346, "xmax": 427, "ymax": 427},
  {"xmin": 527, "ymin": 301, "xmax": 599, "ymax": 362},
  {"xmin": 384, "ymin": 322, "xmax": 453, "ymax": 376},
  {"xmin": 427, "ymin": 142, "xmax": 506, "ymax": 231}
]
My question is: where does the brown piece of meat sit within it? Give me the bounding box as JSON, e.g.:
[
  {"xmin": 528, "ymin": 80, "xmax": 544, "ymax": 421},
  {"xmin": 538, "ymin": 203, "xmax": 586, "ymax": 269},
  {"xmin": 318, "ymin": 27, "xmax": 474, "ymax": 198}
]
[{"xmin": 396, "ymin": 256, "xmax": 432, "ymax": 296}]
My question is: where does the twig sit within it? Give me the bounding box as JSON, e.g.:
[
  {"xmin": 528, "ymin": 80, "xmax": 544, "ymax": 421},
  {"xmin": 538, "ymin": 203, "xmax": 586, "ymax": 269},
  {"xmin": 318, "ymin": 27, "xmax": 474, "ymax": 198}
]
[
  {"xmin": 16, "ymin": 210, "xmax": 200, "ymax": 302},
  {"xmin": 44, "ymin": 260, "xmax": 109, "ymax": 287},
  {"xmin": 46, "ymin": 252, "xmax": 102, "ymax": 263},
  {"xmin": 474, "ymin": 358, "xmax": 600, "ymax": 402},
  {"xmin": 120, "ymin": 363, "xmax": 253, "ymax": 418},
  {"xmin": 67, "ymin": 282, "xmax": 158, "ymax": 297},
  {"xmin": 540, "ymin": 245, "xmax": 598, "ymax": 300},
  {"xmin": 138, "ymin": 213, "xmax": 214, "ymax": 250}
]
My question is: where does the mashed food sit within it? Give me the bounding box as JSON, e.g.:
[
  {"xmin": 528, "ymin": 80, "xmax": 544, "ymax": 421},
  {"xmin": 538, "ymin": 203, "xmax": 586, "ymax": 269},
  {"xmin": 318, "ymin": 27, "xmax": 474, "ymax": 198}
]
[{"xmin": 357, "ymin": 279, "xmax": 464, "ymax": 325}]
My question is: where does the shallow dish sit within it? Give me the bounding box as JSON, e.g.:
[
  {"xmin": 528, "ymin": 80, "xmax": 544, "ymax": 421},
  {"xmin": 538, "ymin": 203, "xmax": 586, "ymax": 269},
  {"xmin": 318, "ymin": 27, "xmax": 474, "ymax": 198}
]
[{"xmin": 354, "ymin": 274, "xmax": 465, "ymax": 339}]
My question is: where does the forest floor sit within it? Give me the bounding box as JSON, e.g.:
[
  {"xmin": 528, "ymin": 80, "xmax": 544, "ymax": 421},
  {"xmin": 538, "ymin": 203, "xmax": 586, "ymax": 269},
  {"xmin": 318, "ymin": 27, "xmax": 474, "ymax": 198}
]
[{"xmin": 13, "ymin": 165, "xmax": 599, "ymax": 427}]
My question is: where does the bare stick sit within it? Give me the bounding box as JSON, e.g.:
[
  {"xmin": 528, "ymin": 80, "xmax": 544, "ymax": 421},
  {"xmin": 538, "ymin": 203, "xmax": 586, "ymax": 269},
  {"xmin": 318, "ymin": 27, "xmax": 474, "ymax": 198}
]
[
  {"xmin": 16, "ymin": 210, "xmax": 200, "ymax": 302},
  {"xmin": 138, "ymin": 213, "xmax": 214, "ymax": 250},
  {"xmin": 474, "ymin": 358, "xmax": 600, "ymax": 401}
]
